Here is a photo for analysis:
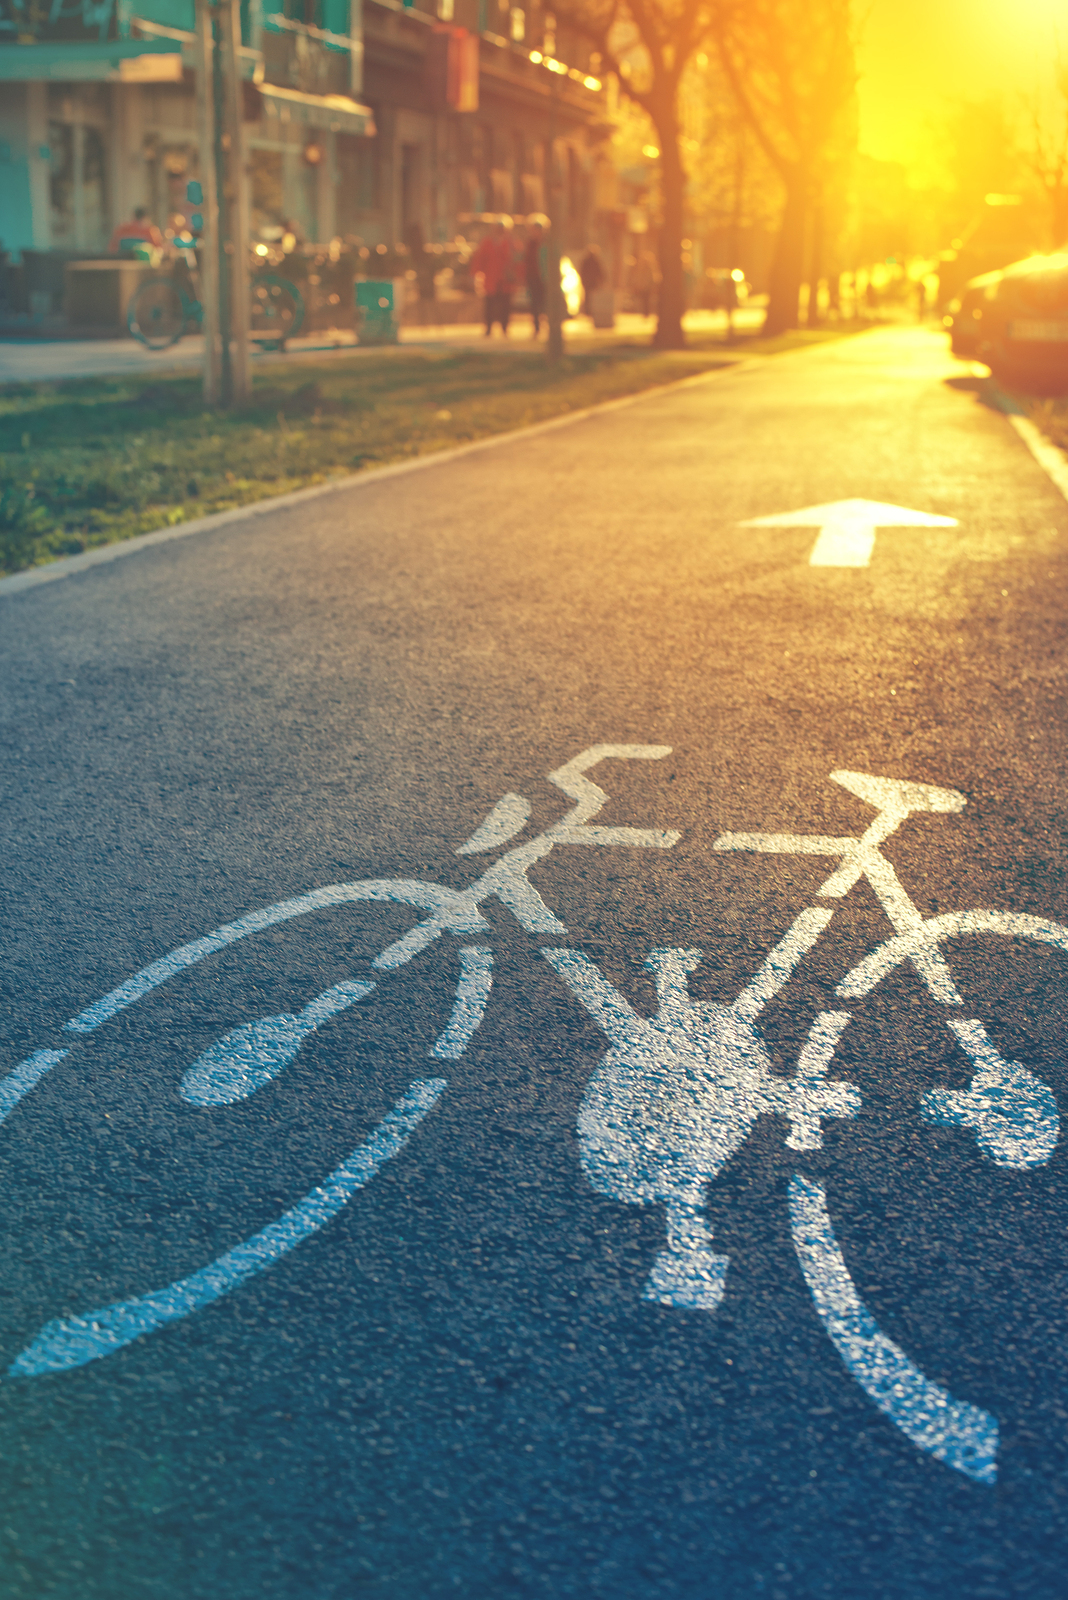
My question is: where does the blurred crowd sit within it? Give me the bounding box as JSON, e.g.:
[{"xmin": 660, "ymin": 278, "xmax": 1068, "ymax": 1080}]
[{"xmin": 467, "ymin": 218, "xmax": 670, "ymax": 337}]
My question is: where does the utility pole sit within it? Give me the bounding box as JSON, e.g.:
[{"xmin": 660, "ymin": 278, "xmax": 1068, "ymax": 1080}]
[
  {"xmin": 194, "ymin": 0, "xmax": 249, "ymax": 407},
  {"xmin": 194, "ymin": 0, "xmax": 221, "ymax": 405},
  {"xmin": 545, "ymin": 69, "xmax": 564, "ymax": 363},
  {"xmin": 216, "ymin": 0, "xmax": 250, "ymax": 404}
]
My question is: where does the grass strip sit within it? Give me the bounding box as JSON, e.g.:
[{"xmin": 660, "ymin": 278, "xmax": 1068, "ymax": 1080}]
[
  {"xmin": 0, "ymin": 323, "xmax": 861, "ymax": 577},
  {"xmin": 1022, "ymin": 393, "xmax": 1068, "ymax": 450}
]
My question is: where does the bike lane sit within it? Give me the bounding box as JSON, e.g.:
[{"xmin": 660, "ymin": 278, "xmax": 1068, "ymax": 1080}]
[{"xmin": 1, "ymin": 324, "xmax": 1067, "ymax": 1598}]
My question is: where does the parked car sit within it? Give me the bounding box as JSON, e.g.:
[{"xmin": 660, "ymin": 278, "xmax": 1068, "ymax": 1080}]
[{"xmin": 945, "ymin": 253, "xmax": 1068, "ymax": 386}]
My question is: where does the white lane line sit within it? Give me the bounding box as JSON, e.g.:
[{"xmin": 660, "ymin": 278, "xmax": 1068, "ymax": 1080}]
[
  {"xmin": 1006, "ymin": 412, "xmax": 1068, "ymax": 501},
  {"xmin": 788, "ymin": 1175, "xmax": 998, "ymax": 1485},
  {"xmin": 10, "ymin": 1078, "xmax": 446, "ymax": 1377},
  {"xmin": 430, "ymin": 947, "xmax": 493, "ymax": 1059}
]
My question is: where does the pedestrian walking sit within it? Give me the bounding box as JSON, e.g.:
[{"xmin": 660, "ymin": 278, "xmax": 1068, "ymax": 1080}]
[
  {"xmin": 471, "ymin": 221, "xmax": 518, "ymax": 336},
  {"xmin": 524, "ymin": 221, "xmax": 548, "ymax": 336},
  {"xmin": 578, "ymin": 245, "xmax": 605, "ymax": 317}
]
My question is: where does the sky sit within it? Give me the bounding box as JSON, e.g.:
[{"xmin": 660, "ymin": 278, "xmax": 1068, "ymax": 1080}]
[{"xmin": 856, "ymin": 0, "xmax": 1065, "ymax": 177}]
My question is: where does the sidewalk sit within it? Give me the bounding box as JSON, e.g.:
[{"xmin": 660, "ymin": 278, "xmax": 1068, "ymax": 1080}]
[{"xmin": 0, "ymin": 308, "xmax": 765, "ymax": 386}]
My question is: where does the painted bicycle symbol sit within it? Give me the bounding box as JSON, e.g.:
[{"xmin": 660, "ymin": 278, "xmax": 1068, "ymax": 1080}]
[{"xmin": 3, "ymin": 746, "xmax": 1064, "ymax": 1489}]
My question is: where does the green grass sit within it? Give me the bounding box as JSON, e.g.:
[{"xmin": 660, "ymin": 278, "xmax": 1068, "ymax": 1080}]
[
  {"xmin": 1022, "ymin": 394, "xmax": 1068, "ymax": 451},
  {"xmin": 0, "ymin": 322, "xmax": 865, "ymax": 578}
]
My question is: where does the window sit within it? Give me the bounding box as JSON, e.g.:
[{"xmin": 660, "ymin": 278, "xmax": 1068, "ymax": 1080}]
[
  {"xmin": 47, "ymin": 118, "xmax": 108, "ymax": 250},
  {"xmin": 510, "ymin": 7, "xmax": 524, "ymax": 40},
  {"xmin": 250, "ymin": 148, "xmax": 285, "ymax": 235},
  {"xmin": 48, "ymin": 123, "xmax": 74, "ymax": 247},
  {"xmin": 82, "ymin": 127, "xmax": 108, "ymax": 248}
]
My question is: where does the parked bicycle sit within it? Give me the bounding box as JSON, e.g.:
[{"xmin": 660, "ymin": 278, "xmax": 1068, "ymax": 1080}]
[
  {"xmin": 127, "ymin": 255, "xmax": 305, "ymax": 351},
  {"xmin": 3, "ymin": 746, "xmax": 1065, "ymax": 1489}
]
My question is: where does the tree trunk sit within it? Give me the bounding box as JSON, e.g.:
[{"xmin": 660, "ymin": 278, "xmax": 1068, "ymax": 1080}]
[
  {"xmin": 1052, "ymin": 183, "xmax": 1068, "ymax": 250},
  {"xmin": 655, "ymin": 114, "xmax": 686, "ymax": 350},
  {"xmin": 763, "ymin": 170, "xmax": 807, "ymax": 336},
  {"xmin": 806, "ymin": 192, "xmax": 823, "ymax": 327}
]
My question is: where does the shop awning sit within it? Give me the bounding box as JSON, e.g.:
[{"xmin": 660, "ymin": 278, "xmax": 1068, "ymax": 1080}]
[
  {"xmin": 256, "ymin": 82, "xmax": 375, "ymax": 138},
  {"xmin": 0, "ymin": 39, "xmax": 182, "ymax": 81}
]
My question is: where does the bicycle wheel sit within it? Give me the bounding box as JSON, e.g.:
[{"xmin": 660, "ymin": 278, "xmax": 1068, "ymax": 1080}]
[
  {"xmin": 127, "ymin": 277, "xmax": 188, "ymax": 349},
  {"xmin": 787, "ymin": 908, "xmax": 1068, "ymax": 1484},
  {"xmin": 250, "ymin": 274, "xmax": 305, "ymax": 346},
  {"xmin": 2, "ymin": 878, "xmax": 489, "ymax": 1376},
  {"xmin": 837, "ymin": 908, "xmax": 1068, "ymax": 1169}
]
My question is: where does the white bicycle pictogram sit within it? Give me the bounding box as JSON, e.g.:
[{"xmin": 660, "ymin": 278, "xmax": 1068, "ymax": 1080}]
[{"xmin": 3, "ymin": 745, "xmax": 1064, "ymax": 1488}]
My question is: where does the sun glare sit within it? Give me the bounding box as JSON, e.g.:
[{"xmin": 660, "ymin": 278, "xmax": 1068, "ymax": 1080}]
[{"xmin": 858, "ymin": 0, "xmax": 1066, "ymax": 174}]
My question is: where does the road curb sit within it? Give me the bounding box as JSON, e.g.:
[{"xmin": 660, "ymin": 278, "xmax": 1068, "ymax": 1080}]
[
  {"xmin": 986, "ymin": 380, "xmax": 1068, "ymax": 504},
  {"xmin": 0, "ymin": 356, "xmax": 753, "ymax": 601},
  {"xmin": 1006, "ymin": 414, "xmax": 1068, "ymax": 504}
]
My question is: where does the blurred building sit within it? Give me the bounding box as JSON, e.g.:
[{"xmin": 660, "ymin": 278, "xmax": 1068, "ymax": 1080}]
[
  {"xmin": 0, "ymin": 0, "xmax": 607, "ymax": 302},
  {"xmin": 361, "ymin": 0, "xmax": 608, "ymax": 251}
]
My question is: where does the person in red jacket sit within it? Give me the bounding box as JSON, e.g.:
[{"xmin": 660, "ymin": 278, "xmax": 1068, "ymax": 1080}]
[
  {"xmin": 471, "ymin": 221, "xmax": 518, "ymax": 337},
  {"xmin": 109, "ymin": 206, "xmax": 165, "ymax": 256}
]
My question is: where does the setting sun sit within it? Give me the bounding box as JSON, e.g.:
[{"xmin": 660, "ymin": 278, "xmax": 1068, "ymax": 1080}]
[{"xmin": 859, "ymin": 0, "xmax": 1068, "ymax": 173}]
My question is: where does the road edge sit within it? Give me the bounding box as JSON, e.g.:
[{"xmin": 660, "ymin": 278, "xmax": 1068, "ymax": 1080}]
[
  {"xmin": 1005, "ymin": 413, "xmax": 1068, "ymax": 503},
  {"xmin": 0, "ymin": 358, "xmax": 749, "ymax": 601}
]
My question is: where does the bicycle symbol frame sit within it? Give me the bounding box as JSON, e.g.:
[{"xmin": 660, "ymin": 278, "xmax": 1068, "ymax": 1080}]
[{"xmin": 3, "ymin": 744, "xmax": 1065, "ymax": 1488}]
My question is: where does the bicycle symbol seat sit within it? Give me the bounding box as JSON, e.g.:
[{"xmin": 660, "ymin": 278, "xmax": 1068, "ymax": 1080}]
[{"xmin": 3, "ymin": 747, "xmax": 1064, "ymax": 1490}]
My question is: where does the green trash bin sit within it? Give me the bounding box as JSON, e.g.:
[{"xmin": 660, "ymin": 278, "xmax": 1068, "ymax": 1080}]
[{"xmin": 356, "ymin": 279, "xmax": 400, "ymax": 344}]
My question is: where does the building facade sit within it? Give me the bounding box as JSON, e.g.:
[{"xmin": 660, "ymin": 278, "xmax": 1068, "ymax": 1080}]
[{"xmin": 1, "ymin": 0, "xmax": 609, "ymax": 288}]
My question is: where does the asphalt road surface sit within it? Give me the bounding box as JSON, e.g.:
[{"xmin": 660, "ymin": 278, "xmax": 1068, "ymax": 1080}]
[{"xmin": 2, "ymin": 325, "xmax": 1067, "ymax": 1599}]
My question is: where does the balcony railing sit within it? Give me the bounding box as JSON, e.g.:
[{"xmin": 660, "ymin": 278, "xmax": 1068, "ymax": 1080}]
[
  {"xmin": 261, "ymin": 11, "xmax": 351, "ymax": 94},
  {"xmin": 1, "ymin": 0, "xmax": 118, "ymax": 43},
  {"xmin": 366, "ymin": 0, "xmax": 603, "ymax": 95}
]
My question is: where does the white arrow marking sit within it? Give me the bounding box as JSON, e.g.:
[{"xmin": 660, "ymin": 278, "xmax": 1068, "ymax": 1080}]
[{"xmin": 740, "ymin": 499, "xmax": 958, "ymax": 568}]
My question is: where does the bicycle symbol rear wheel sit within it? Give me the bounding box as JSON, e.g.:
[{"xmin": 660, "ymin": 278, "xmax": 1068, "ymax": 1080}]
[{"xmin": 2, "ymin": 878, "xmax": 484, "ymax": 1377}]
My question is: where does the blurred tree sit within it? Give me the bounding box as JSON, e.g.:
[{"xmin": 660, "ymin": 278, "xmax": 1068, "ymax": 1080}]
[
  {"xmin": 713, "ymin": 0, "xmax": 858, "ymax": 334},
  {"xmin": 932, "ymin": 99, "xmax": 1043, "ymax": 294},
  {"xmin": 554, "ymin": 0, "xmax": 717, "ymax": 348},
  {"xmin": 1021, "ymin": 68, "xmax": 1068, "ymax": 248},
  {"xmin": 687, "ymin": 51, "xmax": 782, "ymax": 291},
  {"xmin": 939, "ymin": 99, "xmax": 1020, "ymax": 234}
]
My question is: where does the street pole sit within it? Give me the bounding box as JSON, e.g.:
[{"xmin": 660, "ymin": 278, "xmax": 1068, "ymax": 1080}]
[
  {"xmin": 210, "ymin": 6, "xmax": 232, "ymax": 405},
  {"xmin": 545, "ymin": 69, "xmax": 564, "ymax": 364},
  {"xmin": 194, "ymin": 0, "xmax": 221, "ymax": 405},
  {"xmin": 217, "ymin": 0, "xmax": 250, "ymax": 404}
]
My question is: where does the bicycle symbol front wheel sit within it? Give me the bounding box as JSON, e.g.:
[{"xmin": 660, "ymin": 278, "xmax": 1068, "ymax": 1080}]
[{"xmin": 789, "ymin": 908, "xmax": 1068, "ymax": 1484}]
